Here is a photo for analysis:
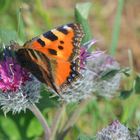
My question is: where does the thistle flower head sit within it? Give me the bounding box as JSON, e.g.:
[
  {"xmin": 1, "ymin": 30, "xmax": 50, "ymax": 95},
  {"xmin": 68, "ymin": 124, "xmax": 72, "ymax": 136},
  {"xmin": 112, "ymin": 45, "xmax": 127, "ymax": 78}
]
[
  {"xmin": 96, "ymin": 120, "xmax": 131, "ymax": 140},
  {"xmin": 60, "ymin": 39, "xmax": 121, "ymax": 102},
  {"xmin": 80, "ymin": 39, "xmax": 98, "ymax": 69},
  {"xmin": 0, "ymin": 45, "xmax": 41, "ymax": 114},
  {"xmin": 0, "ymin": 53, "xmax": 30, "ymax": 92},
  {"xmin": 88, "ymin": 52, "xmax": 121, "ymax": 97}
]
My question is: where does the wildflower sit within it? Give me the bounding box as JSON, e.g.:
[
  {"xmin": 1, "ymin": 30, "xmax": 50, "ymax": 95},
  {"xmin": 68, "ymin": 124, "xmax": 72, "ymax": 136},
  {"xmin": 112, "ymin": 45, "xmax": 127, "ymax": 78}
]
[
  {"xmin": 87, "ymin": 51, "xmax": 121, "ymax": 97},
  {"xmin": 61, "ymin": 39, "xmax": 121, "ymax": 102},
  {"xmin": 0, "ymin": 45, "xmax": 41, "ymax": 114},
  {"xmin": 96, "ymin": 120, "xmax": 131, "ymax": 140}
]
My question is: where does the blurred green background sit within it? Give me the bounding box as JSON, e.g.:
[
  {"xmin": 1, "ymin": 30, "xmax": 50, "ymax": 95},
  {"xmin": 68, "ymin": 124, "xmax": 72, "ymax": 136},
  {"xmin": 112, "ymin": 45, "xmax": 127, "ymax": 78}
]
[{"xmin": 0, "ymin": 0, "xmax": 140, "ymax": 140}]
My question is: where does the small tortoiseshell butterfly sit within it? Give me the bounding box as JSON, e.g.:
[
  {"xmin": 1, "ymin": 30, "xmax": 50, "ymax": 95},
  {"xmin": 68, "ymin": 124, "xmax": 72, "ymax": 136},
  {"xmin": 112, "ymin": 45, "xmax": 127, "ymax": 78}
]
[{"xmin": 15, "ymin": 23, "xmax": 84, "ymax": 94}]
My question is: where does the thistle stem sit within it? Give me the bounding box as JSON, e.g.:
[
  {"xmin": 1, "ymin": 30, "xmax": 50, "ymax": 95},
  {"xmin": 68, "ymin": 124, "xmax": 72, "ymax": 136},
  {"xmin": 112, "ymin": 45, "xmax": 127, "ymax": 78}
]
[
  {"xmin": 58, "ymin": 99, "xmax": 89, "ymax": 139},
  {"xmin": 63, "ymin": 99, "xmax": 88, "ymax": 132},
  {"xmin": 50, "ymin": 103, "xmax": 66, "ymax": 140},
  {"xmin": 28, "ymin": 103, "xmax": 51, "ymax": 140}
]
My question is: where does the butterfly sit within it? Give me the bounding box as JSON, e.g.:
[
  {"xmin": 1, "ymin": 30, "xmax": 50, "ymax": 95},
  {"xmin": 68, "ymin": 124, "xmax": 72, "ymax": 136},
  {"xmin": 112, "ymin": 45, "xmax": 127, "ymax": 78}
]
[{"xmin": 15, "ymin": 23, "xmax": 84, "ymax": 94}]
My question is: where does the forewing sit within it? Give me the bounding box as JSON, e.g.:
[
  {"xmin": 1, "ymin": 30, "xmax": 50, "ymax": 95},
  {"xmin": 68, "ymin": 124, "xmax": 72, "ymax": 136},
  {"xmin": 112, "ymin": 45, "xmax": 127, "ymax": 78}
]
[
  {"xmin": 16, "ymin": 48, "xmax": 59, "ymax": 93},
  {"xmin": 23, "ymin": 23, "xmax": 84, "ymax": 61}
]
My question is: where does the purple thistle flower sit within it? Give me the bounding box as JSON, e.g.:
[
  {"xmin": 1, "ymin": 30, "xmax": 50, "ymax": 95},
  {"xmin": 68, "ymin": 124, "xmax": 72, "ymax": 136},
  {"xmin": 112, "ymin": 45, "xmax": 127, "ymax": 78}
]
[
  {"xmin": 87, "ymin": 52, "xmax": 121, "ymax": 97},
  {"xmin": 0, "ymin": 57, "xmax": 30, "ymax": 92},
  {"xmin": 80, "ymin": 39, "xmax": 99, "ymax": 69},
  {"xmin": 60, "ymin": 39, "xmax": 121, "ymax": 102},
  {"xmin": 96, "ymin": 120, "xmax": 131, "ymax": 140},
  {"xmin": 0, "ymin": 45, "xmax": 41, "ymax": 114}
]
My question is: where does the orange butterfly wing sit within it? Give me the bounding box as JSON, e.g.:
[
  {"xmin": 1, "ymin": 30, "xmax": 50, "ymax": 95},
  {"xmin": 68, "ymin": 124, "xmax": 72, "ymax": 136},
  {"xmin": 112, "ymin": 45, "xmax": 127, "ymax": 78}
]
[{"xmin": 16, "ymin": 23, "xmax": 84, "ymax": 94}]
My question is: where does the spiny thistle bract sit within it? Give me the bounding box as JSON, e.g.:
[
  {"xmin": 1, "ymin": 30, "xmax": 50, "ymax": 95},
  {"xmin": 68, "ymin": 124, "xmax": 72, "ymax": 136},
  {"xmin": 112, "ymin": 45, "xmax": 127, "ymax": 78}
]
[{"xmin": 96, "ymin": 120, "xmax": 131, "ymax": 140}]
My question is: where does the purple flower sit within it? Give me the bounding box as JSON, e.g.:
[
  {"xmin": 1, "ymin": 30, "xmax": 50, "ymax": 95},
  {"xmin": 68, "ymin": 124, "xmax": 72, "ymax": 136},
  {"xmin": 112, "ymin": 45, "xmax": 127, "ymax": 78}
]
[
  {"xmin": 0, "ymin": 46, "xmax": 41, "ymax": 114},
  {"xmin": 96, "ymin": 120, "xmax": 131, "ymax": 140},
  {"xmin": 79, "ymin": 39, "xmax": 100, "ymax": 69},
  {"xmin": 0, "ymin": 57, "xmax": 30, "ymax": 92}
]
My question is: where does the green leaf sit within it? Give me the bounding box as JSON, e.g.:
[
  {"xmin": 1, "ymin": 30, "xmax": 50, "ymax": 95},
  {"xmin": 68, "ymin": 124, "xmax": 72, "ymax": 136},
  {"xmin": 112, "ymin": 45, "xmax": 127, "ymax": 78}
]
[
  {"xmin": 100, "ymin": 69, "xmax": 120, "ymax": 80},
  {"xmin": 35, "ymin": 0, "xmax": 52, "ymax": 29},
  {"xmin": 9, "ymin": 110, "xmax": 35, "ymax": 140},
  {"xmin": 134, "ymin": 75, "xmax": 140, "ymax": 94},
  {"xmin": 0, "ymin": 29, "xmax": 17, "ymax": 44},
  {"xmin": 0, "ymin": 0, "xmax": 11, "ymax": 14},
  {"xmin": 121, "ymin": 67, "xmax": 131, "ymax": 77},
  {"xmin": 77, "ymin": 134, "xmax": 95, "ymax": 140},
  {"xmin": 16, "ymin": 8, "xmax": 26, "ymax": 42},
  {"xmin": 27, "ymin": 117, "xmax": 43, "ymax": 138},
  {"xmin": 109, "ymin": 0, "xmax": 124, "ymax": 55},
  {"xmin": 75, "ymin": 2, "xmax": 92, "ymax": 43},
  {"xmin": 75, "ymin": 3, "xmax": 91, "ymax": 19},
  {"xmin": 0, "ymin": 116, "xmax": 21, "ymax": 140},
  {"xmin": 120, "ymin": 89, "xmax": 133, "ymax": 99}
]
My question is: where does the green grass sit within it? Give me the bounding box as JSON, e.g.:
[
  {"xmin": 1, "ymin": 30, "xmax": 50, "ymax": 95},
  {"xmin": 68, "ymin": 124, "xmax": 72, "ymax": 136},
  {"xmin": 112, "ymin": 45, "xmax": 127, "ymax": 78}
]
[{"xmin": 109, "ymin": 0, "xmax": 124, "ymax": 55}]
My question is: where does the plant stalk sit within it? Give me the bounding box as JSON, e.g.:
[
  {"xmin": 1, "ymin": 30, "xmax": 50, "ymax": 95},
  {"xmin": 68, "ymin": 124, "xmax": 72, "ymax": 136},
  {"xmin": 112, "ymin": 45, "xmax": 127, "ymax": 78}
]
[
  {"xmin": 28, "ymin": 103, "xmax": 51, "ymax": 140},
  {"xmin": 109, "ymin": 0, "xmax": 124, "ymax": 55},
  {"xmin": 50, "ymin": 103, "xmax": 66, "ymax": 140}
]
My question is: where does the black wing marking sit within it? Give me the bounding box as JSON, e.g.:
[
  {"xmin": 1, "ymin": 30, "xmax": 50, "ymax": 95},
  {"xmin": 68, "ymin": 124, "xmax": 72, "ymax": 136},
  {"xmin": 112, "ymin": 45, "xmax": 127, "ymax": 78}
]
[{"xmin": 16, "ymin": 48, "xmax": 59, "ymax": 94}]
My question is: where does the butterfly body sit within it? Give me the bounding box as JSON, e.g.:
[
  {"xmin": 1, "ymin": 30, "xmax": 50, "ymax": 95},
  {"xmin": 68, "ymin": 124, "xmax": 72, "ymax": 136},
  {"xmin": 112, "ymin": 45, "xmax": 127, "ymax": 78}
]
[{"xmin": 16, "ymin": 23, "xmax": 84, "ymax": 94}]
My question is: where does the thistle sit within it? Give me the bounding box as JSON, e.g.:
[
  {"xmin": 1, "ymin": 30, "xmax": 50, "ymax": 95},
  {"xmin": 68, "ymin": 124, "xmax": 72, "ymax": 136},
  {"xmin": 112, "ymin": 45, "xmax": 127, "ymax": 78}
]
[
  {"xmin": 0, "ymin": 45, "xmax": 41, "ymax": 114},
  {"xmin": 96, "ymin": 120, "xmax": 131, "ymax": 140}
]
